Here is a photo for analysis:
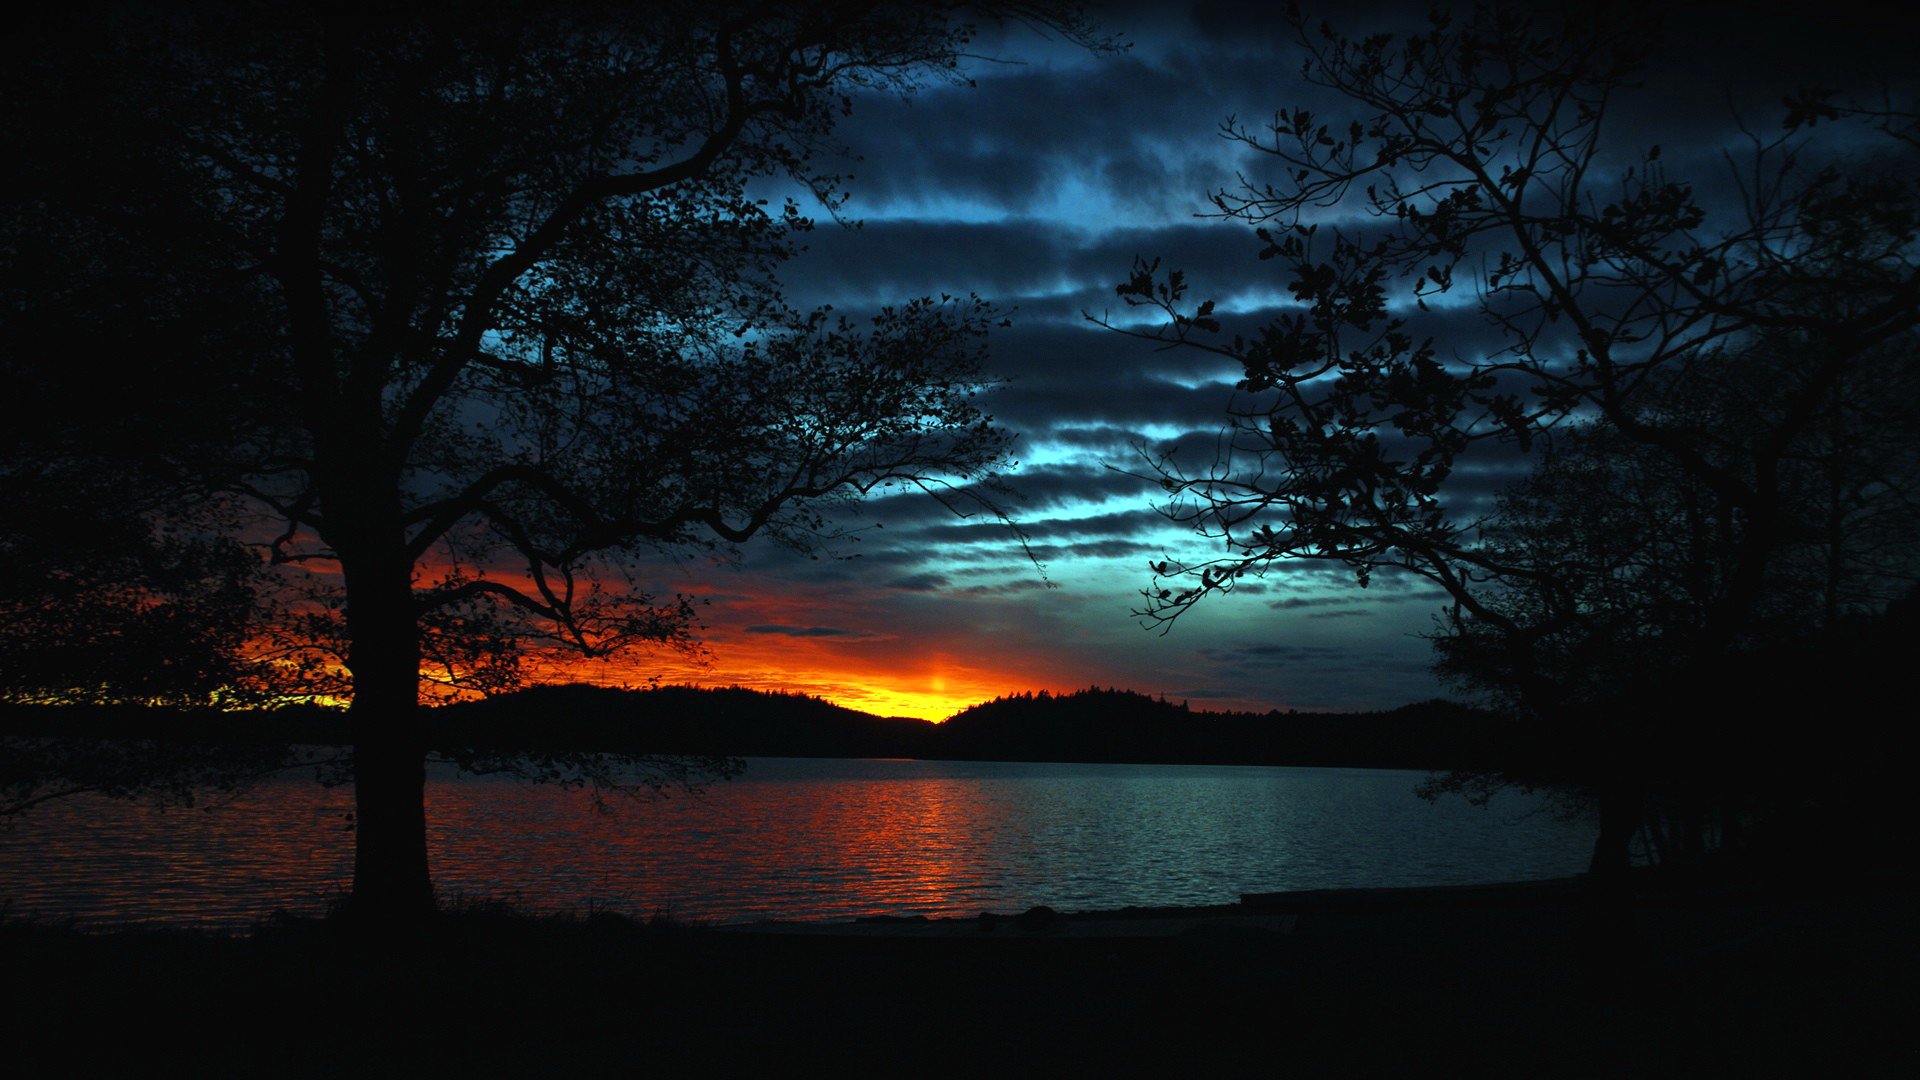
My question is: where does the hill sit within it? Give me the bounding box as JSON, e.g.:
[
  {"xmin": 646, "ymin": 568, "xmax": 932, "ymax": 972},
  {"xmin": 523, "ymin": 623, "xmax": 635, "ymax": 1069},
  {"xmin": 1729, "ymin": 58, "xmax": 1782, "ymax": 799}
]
[
  {"xmin": 436, "ymin": 684, "xmax": 1512, "ymax": 770},
  {"xmin": 937, "ymin": 688, "xmax": 1510, "ymax": 769},
  {"xmin": 435, "ymin": 684, "xmax": 937, "ymax": 759},
  {"xmin": 3, "ymin": 684, "xmax": 1518, "ymax": 771}
]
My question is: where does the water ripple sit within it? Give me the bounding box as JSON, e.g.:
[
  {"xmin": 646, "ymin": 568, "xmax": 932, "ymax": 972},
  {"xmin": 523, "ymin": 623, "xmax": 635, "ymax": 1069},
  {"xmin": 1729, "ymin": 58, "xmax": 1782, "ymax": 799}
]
[{"xmin": 0, "ymin": 758, "xmax": 1591, "ymax": 927}]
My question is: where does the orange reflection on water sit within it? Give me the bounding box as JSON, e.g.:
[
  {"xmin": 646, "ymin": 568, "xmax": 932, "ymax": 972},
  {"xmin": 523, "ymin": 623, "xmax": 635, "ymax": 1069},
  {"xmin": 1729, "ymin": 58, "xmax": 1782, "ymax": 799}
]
[
  {"xmin": 3, "ymin": 780, "xmax": 357, "ymax": 925},
  {"xmin": 0, "ymin": 759, "xmax": 1596, "ymax": 928},
  {"xmin": 0, "ymin": 761, "xmax": 1055, "ymax": 925},
  {"xmin": 419, "ymin": 760, "xmax": 1037, "ymax": 921}
]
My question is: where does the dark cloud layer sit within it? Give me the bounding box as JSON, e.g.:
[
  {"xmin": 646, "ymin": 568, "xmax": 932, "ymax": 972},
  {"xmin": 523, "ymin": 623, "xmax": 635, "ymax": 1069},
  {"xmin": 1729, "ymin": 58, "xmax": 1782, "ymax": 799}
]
[
  {"xmin": 743, "ymin": 624, "xmax": 876, "ymax": 639},
  {"xmin": 631, "ymin": 2, "xmax": 1915, "ymax": 717}
]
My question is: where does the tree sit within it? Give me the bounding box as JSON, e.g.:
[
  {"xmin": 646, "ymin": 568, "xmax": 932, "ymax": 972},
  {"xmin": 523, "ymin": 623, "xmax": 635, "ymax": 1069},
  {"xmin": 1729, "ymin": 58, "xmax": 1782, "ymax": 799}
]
[
  {"xmin": 1429, "ymin": 333, "xmax": 1920, "ymax": 713},
  {"xmin": 1099, "ymin": 2, "xmax": 1920, "ymax": 873},
  {"xmin": 1423, "ymin": 332, "xmax": 1920, "ymax": 867},
  {"xmin": 4, "ymin": 1, "xmax": 1107, "ymax": 920},
  {"xmin": 0, "ymin": 465, "xmax": 269, "ymax": 709}
]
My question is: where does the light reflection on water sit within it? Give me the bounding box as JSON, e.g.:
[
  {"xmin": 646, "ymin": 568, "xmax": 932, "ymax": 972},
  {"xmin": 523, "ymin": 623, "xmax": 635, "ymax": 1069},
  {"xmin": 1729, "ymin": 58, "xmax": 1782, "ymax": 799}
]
[{"xmin": 0, "ymin": 757, "xmax": 1593, "ymax": 927}]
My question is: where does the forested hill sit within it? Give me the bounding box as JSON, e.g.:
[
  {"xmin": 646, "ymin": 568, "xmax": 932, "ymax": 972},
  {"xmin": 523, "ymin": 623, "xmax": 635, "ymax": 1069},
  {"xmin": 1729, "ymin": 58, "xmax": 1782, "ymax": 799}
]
[
  {"xmin": 0, "ymin": 685, "xmax": 1516, "ymax": 770},
  {"xmin": 937, "ymin": 688, "xmax": 1510, "ymax": 770},
  {"xmin": 437, "ymin": 684, "xmax": 934, "ymax": 759},
  {"xmin": 436, "ymin": 684, "xmax": 1511, "ymax": 770}
]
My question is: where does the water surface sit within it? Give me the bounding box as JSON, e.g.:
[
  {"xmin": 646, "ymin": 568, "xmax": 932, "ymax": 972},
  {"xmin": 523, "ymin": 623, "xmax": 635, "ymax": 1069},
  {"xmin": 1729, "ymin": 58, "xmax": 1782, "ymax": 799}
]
[{"xmin": 0, "ymin": 757, "xmax": 1592, "ymax": 927}]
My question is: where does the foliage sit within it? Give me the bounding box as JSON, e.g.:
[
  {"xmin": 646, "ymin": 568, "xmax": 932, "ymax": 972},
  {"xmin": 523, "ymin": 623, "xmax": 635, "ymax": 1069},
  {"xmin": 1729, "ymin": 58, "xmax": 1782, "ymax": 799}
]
[
  {"xmin": 1100, "ymin": 2, "xmax": 1919, "ymax": 865},
  {"xmin": 1, "ymin": 2, "xmax": 1111, "ymax": 906},
  {"xmin": 0, "ymin": 479, "xmax": 270, "ymax": 708},
  {"xmin": 4, "ymin": 0, "xmax": 1106, "ymax": 696},
  {"xmin": 1103, "ymin": 1, "xmax": 1918, "ymax": 698},
  {"xmin": 1429, "ymin": 334, "xmax": 1920, "ymax": 715}
]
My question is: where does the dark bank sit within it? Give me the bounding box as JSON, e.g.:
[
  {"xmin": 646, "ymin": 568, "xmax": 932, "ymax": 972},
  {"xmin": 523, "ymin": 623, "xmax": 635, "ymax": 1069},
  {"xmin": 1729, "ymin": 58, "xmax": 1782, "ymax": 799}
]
[{"xmin": 5, "ymin": 869, "xmax": 1913, "ymax": 1075}]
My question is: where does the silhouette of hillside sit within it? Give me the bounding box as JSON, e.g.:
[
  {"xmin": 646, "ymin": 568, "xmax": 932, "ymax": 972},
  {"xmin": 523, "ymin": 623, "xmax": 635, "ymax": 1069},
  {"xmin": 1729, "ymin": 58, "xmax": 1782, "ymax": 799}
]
[
  {"xmin": 435, "ymin": 684, "xmax": 937, "ymax": 759},
  {"xmin": 937, "ymin": 687, "xmax": 1510, "ymax": 769},
  {"xmin": 435, "ymin": 684, "xmax": 1513, "ymax": 769},
  {"xmin": 3, "ymin": 684, "xmax": 1518, "ymax": 770}
]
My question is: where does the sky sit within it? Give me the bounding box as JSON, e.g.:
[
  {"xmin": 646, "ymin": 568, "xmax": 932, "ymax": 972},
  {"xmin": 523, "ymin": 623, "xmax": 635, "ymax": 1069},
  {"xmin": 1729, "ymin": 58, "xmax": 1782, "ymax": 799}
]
[{"xmin": 557, "ymin": 1, "xmax": 1913, "ymax": 720}]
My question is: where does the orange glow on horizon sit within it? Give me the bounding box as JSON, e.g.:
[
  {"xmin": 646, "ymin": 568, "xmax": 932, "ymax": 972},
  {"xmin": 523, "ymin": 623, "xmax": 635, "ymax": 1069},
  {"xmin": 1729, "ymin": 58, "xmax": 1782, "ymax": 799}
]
[
  {"xmin": 247, "ymin": 625, "xmax": 1068, "ymax": 720},
  {"xmin": 247, "ymin": 554, "xmax": 1099, "ymax": 720},
  {"xmin": 499, "ymin": 595, "xmax": 1092, "ymax": 719},
  {"xmin": 544, "ymin": 646, "xmax": 1043, "ymax": 721},
  {"xmin": 505, "ymin": 571, "xmax": 1094, "ymax": 721}
]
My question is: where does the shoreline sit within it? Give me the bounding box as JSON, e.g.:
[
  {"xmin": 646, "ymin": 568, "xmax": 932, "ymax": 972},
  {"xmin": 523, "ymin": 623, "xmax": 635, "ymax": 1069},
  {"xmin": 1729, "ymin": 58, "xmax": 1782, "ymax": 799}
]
[
  {"xmin": 0, "ymin": 872, "xmax": 1590, "ymax": 940},
  {"xmin": 6, "ymin": 870, "xmax": 1913, "ymax": 1073},
  {"xmin": 721, "ymin": 875, "xmax": 1590, "ymax": 939},
  {"xmin": 1, "ymin": 865, "xmax": 1887, "ymax": 938}
]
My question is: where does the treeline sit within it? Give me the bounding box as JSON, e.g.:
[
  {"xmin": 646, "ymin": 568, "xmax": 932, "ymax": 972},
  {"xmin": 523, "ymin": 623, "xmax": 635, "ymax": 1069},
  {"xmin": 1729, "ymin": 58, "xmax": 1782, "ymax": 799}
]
[
  {"xmin": 0, "ymin": 701, "xmax": 347, "ymax": 745},
  {"xmin": 435, "ymin": 684, "xmax": 1519, "ymax": 770},
  {"xmin": 1, "ymin": 684, "xmax": 1521, "ymax": 771},
  {"xmin": 937, "ymin": 688, "xmax": 1513, "ymax": 770},
  {"xmin": 436, "ymin": 684, "xmax": 935, "ymax": 759}
]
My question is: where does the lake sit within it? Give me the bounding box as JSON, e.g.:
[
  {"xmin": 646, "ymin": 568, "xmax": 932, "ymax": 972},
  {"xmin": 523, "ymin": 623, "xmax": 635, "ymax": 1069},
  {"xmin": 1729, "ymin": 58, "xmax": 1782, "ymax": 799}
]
[{"xmin": 0, "ymin": 757, "xmax": 1594, "ymax": 928}]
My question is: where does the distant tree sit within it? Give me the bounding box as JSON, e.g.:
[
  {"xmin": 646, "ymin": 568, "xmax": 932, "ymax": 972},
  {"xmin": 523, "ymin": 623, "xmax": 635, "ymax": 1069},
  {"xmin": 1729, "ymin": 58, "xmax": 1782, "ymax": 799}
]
[
  {"xmin": 0, "ymin": 467, "xmax": 268, "ymax": 709},
  {"xmin": 1098, "ymin": 3, "xmax": 1920, "ymax": 874},
  {"xmin": 0, "ymin": 457, "xmax": 318, "ymax": 816},
  {"xmin": 3, "ymin": 1, "xmax": 1107, "ymax": 921}
]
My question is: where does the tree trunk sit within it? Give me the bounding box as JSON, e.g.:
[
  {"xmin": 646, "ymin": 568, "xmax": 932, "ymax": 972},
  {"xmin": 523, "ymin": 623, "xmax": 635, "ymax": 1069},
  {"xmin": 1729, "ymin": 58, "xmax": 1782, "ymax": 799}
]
[
  {"xmin": 1588, "ymin": 784, "xmax": 1638, "ymax": 882},
  {"xmin": 339, "ymin": 541, "xmax": 434, "ymax": 923},
  {"xmin": 1580, "ymin": 783, "xmax": 1643, "ymax": 985},
  {"xmin": 347, "ymin": 703, "xmax": 432, "ymax": 922}
]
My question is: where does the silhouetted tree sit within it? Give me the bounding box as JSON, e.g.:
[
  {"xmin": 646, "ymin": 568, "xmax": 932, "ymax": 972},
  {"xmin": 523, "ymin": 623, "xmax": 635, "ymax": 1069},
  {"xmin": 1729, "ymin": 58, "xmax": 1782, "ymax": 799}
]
[
  {"xmin": 3, "ymin": 1, "xmax": 1107, "ymax": 921},
  {"xmin": 1429, "ymin": 334, "xmax": 1920, "ymax": 709},
  {"xmin": 1099, "ymin": 3, "xmax": 1919, "ymax": 874},
  {"xmin": 0, "ymin": 467, "xmax": 269, "ymax": 708},
  {"xmin": 1421, "ymin": 331, "xmax": 1920, "ymax": 865}
]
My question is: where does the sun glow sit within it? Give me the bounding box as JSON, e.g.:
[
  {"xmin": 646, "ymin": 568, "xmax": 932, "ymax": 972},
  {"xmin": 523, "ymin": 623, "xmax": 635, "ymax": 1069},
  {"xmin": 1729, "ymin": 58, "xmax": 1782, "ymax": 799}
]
[{"xmin": 563, "ymin": 640, "xmax": 1051, "ymax": 722}]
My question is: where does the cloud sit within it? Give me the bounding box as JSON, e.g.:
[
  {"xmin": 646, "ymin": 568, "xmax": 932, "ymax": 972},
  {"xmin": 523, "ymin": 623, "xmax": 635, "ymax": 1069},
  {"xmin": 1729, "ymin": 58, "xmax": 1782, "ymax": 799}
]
[
  {"xmin": 742, "ymin": 624, "xmax": 879, "ymax": 639},
  {"xmin": 1169, "ymin": 686, "xmax": 1251, "ymax": 699},
  {"xmin": 1022, "ymin": 540, "xmax": 1164, "ymax": 561},
  {"xmin": 829, "ymin": 53, "xmax": 1278, "ymax": 224},
  {"xmin": 1203, "ymin": 642, "xmax": 1347, "ymax": 663},
  {"xmin": 1267, "ymin": 584, "xmax": 1451, "ymax": 610},
  {"xmin": 886, "ymin": 571, "xmax": 951, "ymax": 592},
  {"xmin": 587, "ymin": 3, "xmax": 1916, "ymax": 720}
]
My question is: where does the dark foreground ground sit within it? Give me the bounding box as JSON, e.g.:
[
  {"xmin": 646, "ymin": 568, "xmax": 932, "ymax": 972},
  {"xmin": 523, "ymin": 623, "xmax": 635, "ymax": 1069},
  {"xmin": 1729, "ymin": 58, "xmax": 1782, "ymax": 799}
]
[{"xmin": 5, "ymin": 871, "xmax": 1915, "ymax": 1077}]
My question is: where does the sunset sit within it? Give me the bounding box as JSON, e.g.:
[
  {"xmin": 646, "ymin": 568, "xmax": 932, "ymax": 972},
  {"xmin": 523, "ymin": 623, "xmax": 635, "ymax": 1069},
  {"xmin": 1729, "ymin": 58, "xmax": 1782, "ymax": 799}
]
[
  {"xmin": 412, "ymin": 0, "xmax": 1918, "ymax": 720},
  {"xmin": 3, "ymin": 0, "xmax": 1916, "ymax": 1073}
]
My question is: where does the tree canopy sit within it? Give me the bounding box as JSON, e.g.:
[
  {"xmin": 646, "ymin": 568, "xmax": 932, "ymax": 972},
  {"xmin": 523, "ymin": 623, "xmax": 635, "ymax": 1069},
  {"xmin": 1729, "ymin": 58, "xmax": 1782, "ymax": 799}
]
[
  {"xmin": 2, "ymin": 0, "xmax": 1109, "ymax": 918},
  {"xmin": 1102, "ymin": 2, "xmax": 1920, "ymax": 871}
]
